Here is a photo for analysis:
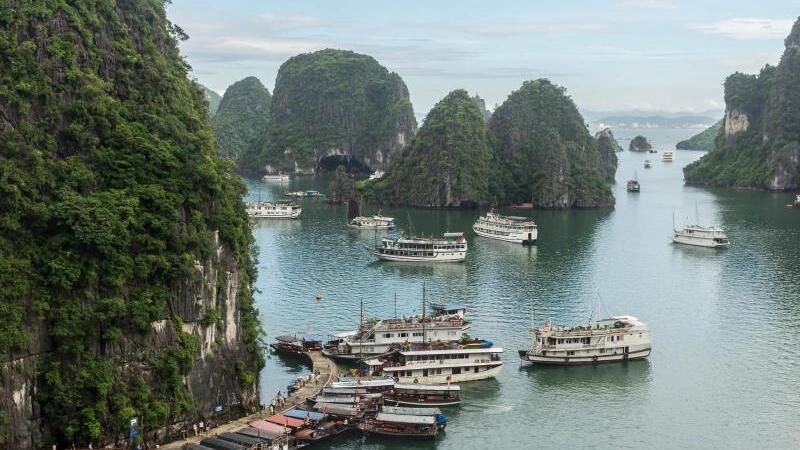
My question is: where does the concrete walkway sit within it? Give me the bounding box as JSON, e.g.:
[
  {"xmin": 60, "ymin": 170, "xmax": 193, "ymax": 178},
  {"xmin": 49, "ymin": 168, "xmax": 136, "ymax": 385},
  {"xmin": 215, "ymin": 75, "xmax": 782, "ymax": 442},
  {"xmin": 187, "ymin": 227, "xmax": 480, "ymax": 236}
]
[{"xmin": 159, "ymin": 351, "xmax": 337, "ymax": 449}]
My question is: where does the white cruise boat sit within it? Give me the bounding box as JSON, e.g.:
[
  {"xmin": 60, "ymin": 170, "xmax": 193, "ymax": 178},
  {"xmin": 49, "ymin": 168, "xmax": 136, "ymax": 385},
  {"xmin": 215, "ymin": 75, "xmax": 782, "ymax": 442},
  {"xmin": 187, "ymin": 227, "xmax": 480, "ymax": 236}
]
[
  {"xmin": 366, "ymin": 345, "xmax": 504, "ymax": 384},
  {"xmin": 519, "ymin": 316, "xmax": 651, "ymax": 365},
  {"xmin": 263, "ymin": 173, "xmax": 290, "ymax": 183},
  {"xmin": 350, "ymin": 214, "xmax": 395, "ymax": 230},
  {"xmin": 323, "ymin": 304, "xmax": 472, "ymax": 361},
  {"xmin": 245, "ymin": 201, "xmax": 301, "ymax": 219},
  {"xmin": 662, "ymin": 150, "xmax": 674, "ymax": 162},
  {"xmin": 472, "ymin": 210, "xmax": 537, "ymax": 245},
  {"xmin": 369, "ymin": 232, "xmax": 466, "ymax": 262},
  {"xmin": 672, "ymin": 224, "xmax": 730, "ymax": 248}
]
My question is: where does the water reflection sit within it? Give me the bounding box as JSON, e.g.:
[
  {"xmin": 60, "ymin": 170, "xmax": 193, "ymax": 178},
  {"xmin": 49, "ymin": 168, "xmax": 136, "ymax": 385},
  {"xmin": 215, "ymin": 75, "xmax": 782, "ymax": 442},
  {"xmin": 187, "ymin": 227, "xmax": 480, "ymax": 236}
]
[{"xmin": 520, "ymin": 359, "xmax": 652, "ymax": 389}]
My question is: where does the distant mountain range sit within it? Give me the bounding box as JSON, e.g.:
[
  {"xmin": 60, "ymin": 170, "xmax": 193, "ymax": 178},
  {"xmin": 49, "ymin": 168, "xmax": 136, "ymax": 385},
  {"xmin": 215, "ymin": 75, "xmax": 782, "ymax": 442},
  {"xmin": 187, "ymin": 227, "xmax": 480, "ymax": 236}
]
[{"xmin": 581, "ymin": 109, "xmax": 722, "ymax": 129}]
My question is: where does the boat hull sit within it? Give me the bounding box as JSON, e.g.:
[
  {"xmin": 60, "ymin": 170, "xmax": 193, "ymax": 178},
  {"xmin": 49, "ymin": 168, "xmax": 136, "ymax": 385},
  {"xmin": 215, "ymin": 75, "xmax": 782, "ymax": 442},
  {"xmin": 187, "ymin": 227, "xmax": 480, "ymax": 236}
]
[
  {"xmin": 472, "ymin": 226, "xmax": 536, "ymax": 245},
  {"xmin": 672, "ymin": 235, "xmax": 729, "ymax": 248},
  {"xmin": 519, "ymin": 348, "xmax": 651, "ymax": 365},
  {"xmin": 249, "ymin": 211, "xmax": 301, "ymax": 219},
  {"xmin": 368, "ymin": 248, "xmax": 465, "ymax": 263}
]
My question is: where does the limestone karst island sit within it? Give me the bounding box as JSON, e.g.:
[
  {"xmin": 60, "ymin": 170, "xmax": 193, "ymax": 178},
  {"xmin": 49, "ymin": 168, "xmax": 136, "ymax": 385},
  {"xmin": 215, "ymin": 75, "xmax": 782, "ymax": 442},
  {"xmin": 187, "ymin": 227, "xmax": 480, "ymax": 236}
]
[{"xmin": 1, "ymin": 1, "xmax": 799, "ymax": 449}]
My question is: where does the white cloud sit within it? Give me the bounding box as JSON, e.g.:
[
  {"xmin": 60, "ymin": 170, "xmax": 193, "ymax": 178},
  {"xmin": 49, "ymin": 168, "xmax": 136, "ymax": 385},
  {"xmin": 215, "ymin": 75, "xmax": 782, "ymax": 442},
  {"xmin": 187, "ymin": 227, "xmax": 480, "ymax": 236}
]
[
  {"xmin": 258, "ymin": 13, "xmax": 328, "ymax": 30},
  {"xmin": 620, "ymin": 0, "xmax": 675, "ymax": 9},
  {"xmin": 693, "ymin": 18, "xmax": 794, "ymax": 40},
  {"xmin": 466, "ymin": 21, "xmax": 609, "ymax": 36}
]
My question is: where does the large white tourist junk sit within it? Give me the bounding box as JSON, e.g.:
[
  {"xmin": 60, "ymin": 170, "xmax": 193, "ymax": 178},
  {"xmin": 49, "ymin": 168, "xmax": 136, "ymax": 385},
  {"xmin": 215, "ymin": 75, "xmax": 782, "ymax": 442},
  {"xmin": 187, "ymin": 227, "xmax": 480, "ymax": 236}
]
[
  {"xmin": 662, "ymin": 150, "xmax": 674, "ymax": 162},
  {"xmin": 672, "ymin": 224, "xmax": 730, "ymax": 248},
  {"xmin": 366, "ymin": 345, "xmax": 504, "ymax": 384},
  {"xmin": 472, "ymin": 209, "xmax": 537, "ymax": 245},
  {"xmin": 369, "ymin": 232, "xmax": 467, "ymax": 262},
  {"xmin": 519, "ymin": 315, "xmax": 651, "ymax": 365},
  {"xmin": 347, "ymin": 199, "xmax": 395, "ymax": 229},
  {"xmin": 323, "ymin": 302, "xmax": 472, "ymax": 362},
  {"xmin": 262, "ymin": 173, "xmax": 290, "ymax": 183},
  {"xmin": 245, "ymin": 201, "xmax": 302, "ymax": 219}
]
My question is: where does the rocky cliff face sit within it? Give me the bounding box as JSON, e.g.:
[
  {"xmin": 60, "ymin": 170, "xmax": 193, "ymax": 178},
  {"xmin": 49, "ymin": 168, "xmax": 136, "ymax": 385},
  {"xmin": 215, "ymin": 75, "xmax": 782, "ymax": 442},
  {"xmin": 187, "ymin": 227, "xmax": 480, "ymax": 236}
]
[
  {"xmin": 240, "ymin": 49, "xmax": 417, "ymax": 175},
  {"xmin": 201, "ymin": 84, "xmax": 223, "ymax": 118},
  {"xmin": 369, "ymin": 90, "xmax": 490, "ymax": 207},
  {"xmin": 676, "ymin": 119, "xmax": 723, "ymax": 151},
  {"xmin": 684, "ymin": 17, "xmax": 800, "ymax": 189},
  {"xmin": 0, "ymin": 2, "xmax": 262, "ymax": 448},
  {"xmin": 629, "ymin": 135, "xmax": 652, "ymax": 152},
  {"xmin": 488, "ymin": 80, "xmax": 614, "ymax": 208},
  {"xmin": 212, "ymin": 77, "xmax": 272, "ymax": 159},
  {"xmin": 595, "ymin": 128, "xmax": 620, "ymax": 182}
]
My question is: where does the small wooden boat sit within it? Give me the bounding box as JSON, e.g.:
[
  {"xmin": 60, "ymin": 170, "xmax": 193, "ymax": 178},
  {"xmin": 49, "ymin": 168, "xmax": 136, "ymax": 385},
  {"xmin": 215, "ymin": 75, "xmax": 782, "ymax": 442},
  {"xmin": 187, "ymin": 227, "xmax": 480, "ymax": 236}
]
[
  {"xmin": 357, "ymin": 413, "xmax": 439, "ymax": 440},
  {"xmin": 270, "ymin": 334, "xmax": 323, "ymax": 355},
  {"xmin": 384, "ymin": 384, "xmax": 461, "ymax": 407},
  {"xmin": 382, "ymin": 406, "xmax": 448, "ymax": 430},
  {"xmin": 644, "ymin": 160, "xmax": 652, "ymax": 168}
]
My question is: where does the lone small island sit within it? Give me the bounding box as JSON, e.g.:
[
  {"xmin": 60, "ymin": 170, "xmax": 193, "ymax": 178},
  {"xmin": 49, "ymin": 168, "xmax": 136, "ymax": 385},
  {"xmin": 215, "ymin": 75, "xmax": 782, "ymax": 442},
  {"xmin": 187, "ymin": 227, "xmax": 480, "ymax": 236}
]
[{"xmin": 629, "ymin": 135, "xmax": 653, "ymax": 152}]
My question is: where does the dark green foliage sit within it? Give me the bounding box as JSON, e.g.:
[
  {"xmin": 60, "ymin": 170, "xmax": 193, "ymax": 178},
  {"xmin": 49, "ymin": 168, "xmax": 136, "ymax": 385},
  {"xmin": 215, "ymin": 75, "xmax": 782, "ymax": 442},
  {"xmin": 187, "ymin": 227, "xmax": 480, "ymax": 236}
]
[
  {"xmin": 200, "ymin": 84, "xmax": 223, "ymax": 118},
  {"xmin": 212, "ymin": 77, "xmax": 271, "ymax": 159},
  {"xmin": 676, "ymin": 119, "xmax": 723, "ymax": 151},
  {"xmin": 487, "ymin": 80, "xmax": 613, "ymax": 208},
  {"xmin": 368, "ymin": 90, "xmax": 490, "ymax": 207},
  {"xmin": 629, "ymin": 135, "xmax": 652, "ymax": 152},
  {"xmin": 0, "ymin": 0, "xmax": 261, "ymax": 446},
  {"xmin": 595, "ymin": 128, "xmax": 620, "ymax": 182},
  {"xmin": 328, "ymin": 166, "xmax": 356, "ymax": 203},
  {"xmin": 239, "ymin": 49, "xmax": 416, "ymax": 174},
  {"xmin": 685, "ymin": 17, "xmax": 800, "ymax": 189}
]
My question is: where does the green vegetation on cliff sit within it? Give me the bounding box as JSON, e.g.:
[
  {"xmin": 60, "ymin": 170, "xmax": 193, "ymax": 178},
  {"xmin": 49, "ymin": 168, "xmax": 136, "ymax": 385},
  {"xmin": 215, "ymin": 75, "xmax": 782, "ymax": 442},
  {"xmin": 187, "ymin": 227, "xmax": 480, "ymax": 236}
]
[
  {"xmin": 200, "ymin": 84, "xmax": 222, "ymax": 117},
  {"xmin": 595, "ymin": 128, "xmax": 621, "ymax": 182},
  {"xmin": 488, "ymin": 80, "xmax": 614, "ymax": 208},
  {"xmin": 684, "ymin": 17, "xmax": 800, "ymax": 189},
  {"xmin": 0, "ymin": 1, "xmax": 262, "ymax": 447},
  {"xmin": 368, "ymin": 90, "xmax": 490, "ymax": 207},
  {"xmin": 239, "ymin": 49, "xmax": 417, "ymax": 175},
  {"xmin": 676, "ymin": 119, "xmax": 723, "ymax": 151},
  {"xmin": 212, "ymin": 77, "xmax": 272, "ymax": 159},
  {"xmin": 629, "ymin": 135, "xmax": 652, "ymax": 152}
]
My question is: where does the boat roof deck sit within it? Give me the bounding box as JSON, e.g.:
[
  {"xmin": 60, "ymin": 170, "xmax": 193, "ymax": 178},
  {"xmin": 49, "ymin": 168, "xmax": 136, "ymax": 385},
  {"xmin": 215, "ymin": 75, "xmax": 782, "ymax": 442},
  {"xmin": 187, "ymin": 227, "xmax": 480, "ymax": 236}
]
[
  {"xmin": 394, "ymin": 383, "xmax": 460, "ymax": 391},
  {"xmin": 376, "ymin": 413, "xmax": 436, "ymax": 425},
  {"xmin": 400, "ymin": 347, "xmax": 503, "ymax": 356}
]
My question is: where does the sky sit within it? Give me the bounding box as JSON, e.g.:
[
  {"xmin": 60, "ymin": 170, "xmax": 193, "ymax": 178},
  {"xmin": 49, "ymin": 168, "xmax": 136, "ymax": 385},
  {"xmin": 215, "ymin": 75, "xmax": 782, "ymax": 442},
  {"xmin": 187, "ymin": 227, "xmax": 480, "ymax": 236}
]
[{"xmin": 167, "ymin": 0, "xmax": 800, "ymax": 117}]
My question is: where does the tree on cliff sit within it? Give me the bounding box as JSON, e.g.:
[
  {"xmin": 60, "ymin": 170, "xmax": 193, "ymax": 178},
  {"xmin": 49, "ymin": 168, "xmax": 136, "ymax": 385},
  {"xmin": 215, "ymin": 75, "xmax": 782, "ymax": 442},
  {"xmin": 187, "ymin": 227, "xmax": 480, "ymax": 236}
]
[
  {"xmin": 629, "ymin": 135, "xmax": 653, "ymax": 152},
  {"xmin": 595, "ymin": 128, "xmax": 621, "ymax": 182},
  {"xmin": 239, "ymin": 49, "xmax": 417, "ymax": 175},
  {"xmin": 487, "ymin": 80, "xmax": 614, "ymax": 208},
  {"xmin": 367, "ymin": 90, "xmax": 490, "ymax": 207},
  {"xmin": 676, "ymin": 119, "xmax": 723, "ymax": 151},
  {"xmin": 212, "ymin": 77, "xmax": 272, "ymax": 159},
  {"xmin": 0, "ymin": 1, "xmax": 262, "ymax": 447},
  {"xmin": 684, "ymin": 16, "xmax": 800, "ymax": 190}
]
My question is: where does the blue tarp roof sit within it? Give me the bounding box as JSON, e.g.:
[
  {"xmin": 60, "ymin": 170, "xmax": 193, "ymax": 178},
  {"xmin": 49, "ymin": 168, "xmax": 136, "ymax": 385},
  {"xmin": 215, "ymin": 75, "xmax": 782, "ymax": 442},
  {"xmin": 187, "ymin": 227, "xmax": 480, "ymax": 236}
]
[
  {"xmin": 432, "ymin": 303, "xmax": 466, "ymax": 311},
  {"xmin": 283, "ymin": 408, "xmax": 326, "ymax": 421},
  {"xmin": 302, "ymin": 334, "xmax": 323, "ymax": 342}
]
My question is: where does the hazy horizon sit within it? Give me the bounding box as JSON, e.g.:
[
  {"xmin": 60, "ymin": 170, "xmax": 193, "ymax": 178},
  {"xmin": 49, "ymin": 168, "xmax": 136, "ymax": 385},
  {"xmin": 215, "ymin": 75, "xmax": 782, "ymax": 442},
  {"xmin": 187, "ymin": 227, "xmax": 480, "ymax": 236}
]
[{"xmin": 168, "ymin": 0, "xmax": 798, "ymax": 116}]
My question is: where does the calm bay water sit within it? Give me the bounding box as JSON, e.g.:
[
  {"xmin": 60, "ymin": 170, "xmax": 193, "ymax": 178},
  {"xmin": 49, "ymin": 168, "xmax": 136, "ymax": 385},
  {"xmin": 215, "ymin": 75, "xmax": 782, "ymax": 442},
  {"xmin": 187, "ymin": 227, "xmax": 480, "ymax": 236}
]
[{"xmin": 244, "ymin": 129, "xmax": 800, "ymax": 449}]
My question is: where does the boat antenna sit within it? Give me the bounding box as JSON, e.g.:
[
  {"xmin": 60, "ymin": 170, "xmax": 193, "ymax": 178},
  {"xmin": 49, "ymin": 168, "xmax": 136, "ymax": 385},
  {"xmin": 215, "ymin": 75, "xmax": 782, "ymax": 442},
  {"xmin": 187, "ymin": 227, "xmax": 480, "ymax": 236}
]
[
  {"xmin": 672, "ymin": 211, "xmax": 676, "ymax": 232},
  {"xmin": 394, "ymin": 291, "xmax": 397, "ymax": 320}
]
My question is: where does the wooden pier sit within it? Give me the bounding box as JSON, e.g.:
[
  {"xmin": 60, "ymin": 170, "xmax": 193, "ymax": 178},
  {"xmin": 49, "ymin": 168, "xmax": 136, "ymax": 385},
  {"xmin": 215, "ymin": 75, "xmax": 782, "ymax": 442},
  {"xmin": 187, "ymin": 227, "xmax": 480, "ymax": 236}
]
[{"xmin": 159, "ymin": 350, "xmax": 338, "ymax": 449}]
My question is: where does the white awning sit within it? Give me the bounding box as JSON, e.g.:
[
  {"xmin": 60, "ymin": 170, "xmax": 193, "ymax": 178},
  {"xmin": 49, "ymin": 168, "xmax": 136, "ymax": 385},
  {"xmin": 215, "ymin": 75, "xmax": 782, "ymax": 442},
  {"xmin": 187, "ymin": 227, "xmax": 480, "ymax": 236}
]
[{"xmin": 375, "ymin": 413, "xmax": 435, "ymax": 425}]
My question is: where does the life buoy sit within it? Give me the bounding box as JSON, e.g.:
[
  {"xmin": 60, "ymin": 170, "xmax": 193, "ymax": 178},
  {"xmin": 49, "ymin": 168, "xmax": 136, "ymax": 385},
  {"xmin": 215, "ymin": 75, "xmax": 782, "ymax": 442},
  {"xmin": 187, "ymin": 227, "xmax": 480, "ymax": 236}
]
[
  {"xmin": 592, "ymin": 355, "xmax": 598, "ymax": 362},
  {"xmin": 413, "ymin": 378, "xmax": 419, "ymax": 384}
]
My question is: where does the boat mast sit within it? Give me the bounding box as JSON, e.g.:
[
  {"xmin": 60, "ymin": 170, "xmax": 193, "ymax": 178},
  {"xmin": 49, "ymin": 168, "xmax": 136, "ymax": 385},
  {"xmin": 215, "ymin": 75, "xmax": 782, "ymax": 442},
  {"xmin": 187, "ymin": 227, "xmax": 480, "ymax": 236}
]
[
  {"xmin": 359, "ymin": 298, "xmax": 364, "ymax": 357},
  {"xmin": 394, "ymin": 291, "xmax": 397, "ymax": 320}
]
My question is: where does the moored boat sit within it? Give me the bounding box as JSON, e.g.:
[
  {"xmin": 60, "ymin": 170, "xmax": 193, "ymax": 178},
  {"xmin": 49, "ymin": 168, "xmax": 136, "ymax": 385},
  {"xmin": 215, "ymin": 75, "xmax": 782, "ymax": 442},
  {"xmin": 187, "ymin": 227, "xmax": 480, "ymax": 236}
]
[
  {"xmin": 367, "ymin": 345, "xmax": 504, "ymax": 384},
  {"xmin": 357, "ymin": 413, "xmax": 439, "ymax": 440},
  {"xmin": 518, "ymin": 315, "xmax": 651, "ymax": 365},
  {"xmin": 368, "ymin": 233, "xmax": 467, "ymax": 262},
  {"xmin": 286, "ymin": 190, "xmax": 326, "ymax": 198},
  {"xmin": 644, "ymin": 160, "xmax": 652, "ymax": 168},
  {"xmin": 472, "ymin": 209, "xmax": 537, "ymax": 245},
  {"xmin": 263, "ymin": 173, "xmax": 290, "ymax": 183},
  {"xmin": 626, "ymin": 179, "xmax": 640, "ymax": 192},
  {"xmin": 270, "ymin": 334, "xmax": 323, "ymax": 355},
  {"xmin": 246, "ymin": 201, "xmax": 302, "ymax": 219},
  {"xmin": 385, "ymin": 384, "xmax": 461, "ymax": 406},
  {"xmin": 350, "ymin": 215, "xmax": 395, "ymax": 229},
  {"xmin": 322, "ymin": 301, "xmax": 471, "ymax": 361},
  {"xmin": 672, "ymin": 224, "xmax": 730, "ymax": 248}
]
